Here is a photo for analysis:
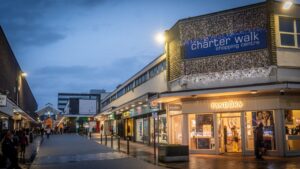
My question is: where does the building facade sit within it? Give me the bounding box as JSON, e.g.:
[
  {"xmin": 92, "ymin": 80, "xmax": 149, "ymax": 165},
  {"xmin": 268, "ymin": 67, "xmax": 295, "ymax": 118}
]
[
  {"xmin": 0, "ymin": 27, "xmax": 38, "ymax": 133},
  {"xmin": 58, "ymin": 90, "xmax": 109, "ymax": 132},
  {"xmin": 97, "ymin": 54, "xmax": 168, "ymax": 144},
  {"xmin": 153, "ymin": 1, "xmax": 300, "ymax": 157},
  {"xmin": 57, "ymin": 90, "xmax": 103, "ymax": 112}
]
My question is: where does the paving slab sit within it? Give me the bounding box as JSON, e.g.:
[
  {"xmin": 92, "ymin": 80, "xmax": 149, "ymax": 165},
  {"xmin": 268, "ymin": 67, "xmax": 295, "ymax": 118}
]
[{"xmin": 30, "ymin": 134, "xmax": 166, "ymax": 169}]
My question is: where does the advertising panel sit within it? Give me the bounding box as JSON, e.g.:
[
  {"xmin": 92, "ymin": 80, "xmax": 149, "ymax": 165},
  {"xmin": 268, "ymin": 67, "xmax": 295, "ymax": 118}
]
[
  {"xmin": 0, "ymin": 95, "xmax": 7, "ymax": 107},
  {"xmin": 184, "ymin": 29, "xmax": 267, "ymax": 59},
  {"xmin": 79, "ymin": 99, "xmax": 97, "ymax": 114}
]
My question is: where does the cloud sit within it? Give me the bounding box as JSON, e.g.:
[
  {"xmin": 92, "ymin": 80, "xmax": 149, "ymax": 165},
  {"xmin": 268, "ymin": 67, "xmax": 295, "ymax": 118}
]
[
  {"xmin": 0, "ymin": 0, "xmax": 109, "ymax": 48},
  {"xmin": 28, "ymin": 53, "xmax": 153, "ymax": 106}
]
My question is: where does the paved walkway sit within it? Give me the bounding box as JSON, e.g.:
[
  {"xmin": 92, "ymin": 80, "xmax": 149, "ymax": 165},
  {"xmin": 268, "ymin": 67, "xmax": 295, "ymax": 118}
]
[
  {"xmin": 19, "ymin": 135, "xmax": 43, "ymax": 169},
  {"xmin": 30, "ymin": 134, "xmax": 166, "ymax": 169},
  {"xmin": 91, "ymin": 133, "xmax": 300, "ymax": 169}
]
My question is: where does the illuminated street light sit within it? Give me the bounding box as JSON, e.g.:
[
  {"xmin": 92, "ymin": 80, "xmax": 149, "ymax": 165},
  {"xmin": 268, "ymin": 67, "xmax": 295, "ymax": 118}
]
[
  {"xmin": 155, "ymin": 32, "xmax": 165, "ymax": 44},
  {"xmin": 282, "ymin": 1, "xmax": 293, "ymax": 10}
]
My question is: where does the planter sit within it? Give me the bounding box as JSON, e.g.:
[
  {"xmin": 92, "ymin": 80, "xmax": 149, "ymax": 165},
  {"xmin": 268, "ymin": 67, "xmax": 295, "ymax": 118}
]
[{"xmin": 158, "ymin": 144, "xmax": 189, "ymax": 162}]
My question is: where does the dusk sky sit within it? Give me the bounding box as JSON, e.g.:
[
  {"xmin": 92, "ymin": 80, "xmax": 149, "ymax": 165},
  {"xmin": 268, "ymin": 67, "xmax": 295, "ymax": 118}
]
[{"xmin": 1, "ymin": 0, "xmax": 275, "ymax": 108}]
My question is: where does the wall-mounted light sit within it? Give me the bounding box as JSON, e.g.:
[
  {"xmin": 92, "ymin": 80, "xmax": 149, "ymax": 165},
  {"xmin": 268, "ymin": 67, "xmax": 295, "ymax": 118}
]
[
  {"xmin": 250, "ymin": 90, "xmax": 258, "ymax": 94},
  {"xmin": 155, "ymin": 32, "xmax": 165, "ymax": 44},
  {"xmin": 283, "ymin": 1, "xmax": 293, "ymax": 10},
  {"xmin": 21, "ymin": 72, "xmax": 27, "ymax": 77}
]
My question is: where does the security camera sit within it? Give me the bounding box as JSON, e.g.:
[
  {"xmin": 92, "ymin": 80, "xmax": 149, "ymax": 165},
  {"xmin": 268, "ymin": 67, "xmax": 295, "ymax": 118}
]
[{"xmin": 280, "ymin": 89, "xmax": 285, "ymax": 95}]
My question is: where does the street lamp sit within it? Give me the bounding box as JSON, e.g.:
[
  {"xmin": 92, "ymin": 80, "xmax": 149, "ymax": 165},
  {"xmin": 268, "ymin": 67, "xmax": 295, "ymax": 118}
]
[{"xmin": 282, "ymin": 0, "xmax": 293, "ymax": 10}]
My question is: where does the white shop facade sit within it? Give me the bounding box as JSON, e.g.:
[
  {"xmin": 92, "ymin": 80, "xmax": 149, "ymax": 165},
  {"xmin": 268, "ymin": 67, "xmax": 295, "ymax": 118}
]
[{"xmin": 158, "ymin": 83, "xmax": 300, "ymax": 157}]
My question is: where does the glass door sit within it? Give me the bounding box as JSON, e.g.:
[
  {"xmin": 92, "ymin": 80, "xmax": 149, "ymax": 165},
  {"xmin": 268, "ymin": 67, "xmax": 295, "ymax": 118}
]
[{"xmin": 218, "ymin": 113, "xmax": 242, "ymax": 153}]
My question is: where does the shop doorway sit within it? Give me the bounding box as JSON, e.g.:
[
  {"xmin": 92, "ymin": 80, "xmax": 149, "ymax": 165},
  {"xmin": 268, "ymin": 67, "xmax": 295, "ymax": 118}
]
[{"xmin": 218, "ymin": 113, "xmax": 242, "ymax": 154}]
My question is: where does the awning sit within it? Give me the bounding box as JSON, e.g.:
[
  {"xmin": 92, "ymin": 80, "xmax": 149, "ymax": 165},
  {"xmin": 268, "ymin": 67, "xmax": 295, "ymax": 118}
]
[{"xmin": 153, "ymin": 82, "xmax": 300, "ymax": 103}]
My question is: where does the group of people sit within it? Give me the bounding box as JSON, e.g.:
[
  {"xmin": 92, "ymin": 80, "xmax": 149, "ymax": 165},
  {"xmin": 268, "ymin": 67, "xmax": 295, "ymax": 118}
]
[
  {"xmin": 1, "ymin": 129, "xmax": 31, "ymax": 169},
  {"xmin": 40, "ymin": 126, "xmax": 64, "ymax": 139}
]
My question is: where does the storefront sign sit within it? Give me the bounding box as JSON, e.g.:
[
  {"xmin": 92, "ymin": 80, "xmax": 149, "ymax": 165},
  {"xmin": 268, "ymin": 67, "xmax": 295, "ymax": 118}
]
[
  {"xmin": 210, "ymin": 100, "xmax": 243, "ymax": 110},
  {"xmin": 108, "ymin": 113, "xmax": 115, "ymax": 120},
  {"xmin": 0, "ymin": 95, "xmax": 7, "ymax": 107},
  {"xmin": 122, "ymin": 111, "xmax": 131, "ymax": 118},
  {"xmin": 184, "ymin": 28, "xmax": 267, "ymax": 59},
  {"xmin": 169, "ymin": 104, "xmax": 182, "ymax": 111}
]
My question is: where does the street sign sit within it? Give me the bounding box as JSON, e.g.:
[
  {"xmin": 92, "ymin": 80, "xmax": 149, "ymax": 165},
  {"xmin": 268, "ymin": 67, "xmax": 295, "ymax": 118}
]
[{"xmin": 0, "ymin": 94, "xmax": 7, "ymax": 107}]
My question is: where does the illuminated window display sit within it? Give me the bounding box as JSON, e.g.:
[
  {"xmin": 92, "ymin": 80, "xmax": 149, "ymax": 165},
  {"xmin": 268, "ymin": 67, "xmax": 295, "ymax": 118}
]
[
  {"xmin": 143, "ymin": 118, "xmax": 149, "ymax": 144},
  {"xmin": 285, "ymin": 110, "xmax": 300, "ymax": 151},
  {"xmin": 136, "ymin": 118, "xmax": 144, "ymax": 142},
  {"xmin": 245, "ymin": 111, "xmax": 276, "ymax": 151},
  {"xmin": 218, "ymin": 113, "xmax": 241, "ymax": 153},
  {"xmin": 125, "ymin": 118, "xmax": 133, "ymax": 138},
  {"xmin": 158, "ymin": 114, "xmax": 168, "ymax": 144},
  {"xmin": 189, "ymin": 114, "xmax": 214, "ymax": 150},
  {"xmin": 171, "ymin": 115, "xmax": 182, "ymax": 144}
]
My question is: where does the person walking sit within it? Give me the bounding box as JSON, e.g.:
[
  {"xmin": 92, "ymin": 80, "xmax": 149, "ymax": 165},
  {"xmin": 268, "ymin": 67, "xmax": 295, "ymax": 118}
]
[
  {"xmin": 46, "ymin": 127, "xmax": 51, "ymax": 139},
  {"xmin": 254, "ymin": 123, "xmax": 264, "ymax": 159},
  {"xmin": 19, "ymin": 132, "xmax": 28, "ymax": 163},
  {"xmin": 41, "ymin": 128, "xmax": 44, "ymax": 138},
  {"xmin": 1, "ymin": 131, "xmax": 21, "ymax": 169}
]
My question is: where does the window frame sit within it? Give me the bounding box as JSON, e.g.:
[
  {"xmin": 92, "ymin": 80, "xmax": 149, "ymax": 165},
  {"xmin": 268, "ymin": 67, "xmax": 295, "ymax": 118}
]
[{"xmin": 278, "ymin": 16, "xmax": 300, "ymax": 49}]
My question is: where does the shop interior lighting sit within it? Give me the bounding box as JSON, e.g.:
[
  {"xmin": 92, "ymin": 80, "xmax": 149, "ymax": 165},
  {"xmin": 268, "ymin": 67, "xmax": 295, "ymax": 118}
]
[
  {"xmin": 138, "ymin": 102, "xmax": 143, "ymax": 105},
  {"xmin": 131, "ymin": 104, "xmax": 135, "ymax": 107},
  {"xmin": 283, "ymin": 1, "xmax": 293, "ymax": 10}
]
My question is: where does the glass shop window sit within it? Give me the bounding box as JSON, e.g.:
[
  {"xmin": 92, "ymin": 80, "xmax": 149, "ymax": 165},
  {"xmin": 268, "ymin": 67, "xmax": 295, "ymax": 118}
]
[
  {"xmin": 245, "ymin": 111, "xmax": 276, "ymax": 151},
  {"xmin": 189, "ymin": 114, "xmax": 215, "ymax": 150},
  {"xmin": 279, "ymin": 17, "xmax": 300, "ymax": 48},
  {"xmin": 284, "ymin": 110, "xmax": 300, "ymax": 151},
  {"xmin": 171, "ymin": 115, "xmax": 182, "ymax": 144}
]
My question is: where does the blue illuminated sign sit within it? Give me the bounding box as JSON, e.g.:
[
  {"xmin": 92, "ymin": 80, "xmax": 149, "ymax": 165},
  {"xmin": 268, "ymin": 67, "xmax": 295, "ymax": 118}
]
[{"xmin": 184, "ymin": 29, "xmax": 267, "ymax": 59}]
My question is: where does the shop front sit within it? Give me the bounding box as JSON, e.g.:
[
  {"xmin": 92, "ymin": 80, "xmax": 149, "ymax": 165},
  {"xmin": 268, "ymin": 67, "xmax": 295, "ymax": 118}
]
[
  {"xmin": 104, "ymin": 113, "xmax": 117, "ymax": 135},
  {"xmin": 119, "ymin": 104, "xmax": 168, "ymax": 144},
  {"xmin": 122, "ymin": 111, "xmax": 134, "ymax": 140},
  {"xmin": 167, "ymin": 94, "xmax": 300, "ymax": 156}
]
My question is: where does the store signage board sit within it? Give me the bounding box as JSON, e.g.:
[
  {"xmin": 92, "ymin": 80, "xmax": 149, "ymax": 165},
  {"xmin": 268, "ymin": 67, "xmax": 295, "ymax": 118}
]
[
  {"xmin": 210, "ymin": 100, "xmax": 243, "ymax": 110},
  {"xmin": 184, "ymin": 28, "xmax": 267, "ymax": 59},
  {"xmin": 0, "ymin": 95, "xmax": 7, "ymax": 107},
  {"xmin": 169, "ymin": 104, "xmax": 182, "ymax": 111}
]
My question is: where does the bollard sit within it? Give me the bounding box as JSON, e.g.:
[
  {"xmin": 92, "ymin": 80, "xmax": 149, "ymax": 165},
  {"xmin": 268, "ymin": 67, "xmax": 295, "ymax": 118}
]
[
  {"xmin": 111, "ymin": 135, "xmax": 113, "ymax": 148},
  {"xmin": 118, "ymin": 136, "xmax": 120, "ymax": 151},
  {"xmin": 100, "ymin": 134, "xmax": 103, "ymax": 144},
  {"xmin": 127, "ymin": 136, "xmax": 130, "ymax": 154},
  {"xmin": 105, "ymin": 135, "xmax": 107, "ymax": 146}
]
